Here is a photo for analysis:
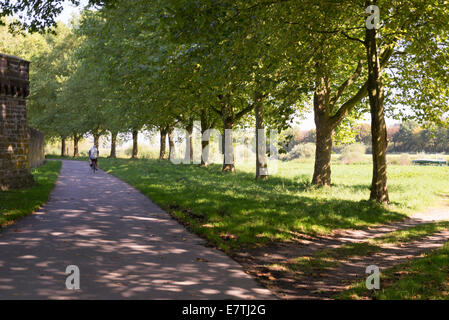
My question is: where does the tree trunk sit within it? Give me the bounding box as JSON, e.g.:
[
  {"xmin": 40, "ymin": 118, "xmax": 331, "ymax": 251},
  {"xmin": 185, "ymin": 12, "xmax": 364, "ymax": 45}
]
[
  {"xmin": 222, "ymin": 116, "xmax": 235, "ymax": 172},
  {"xmin": 200, "ymin": 140, "xmax": 210, "ymax": 166},
  {"xmin": 312, "ymin": 126, "xmax": 333, "ymax": 186},
  {"xmin": 73, "ymin": 134, "xmax": 80, "ymax": 158},
  {"xmin": 255, "ymin": 92, "xmax": 268, "ymax": 180},
  {"xmin": 366, "ymin": 8, "xmax": 389, "ymax": 203},
  {"xmin": 159, "ymin": 127, "xmax": 168, "ymax": 160},
  {"xmin": 131, "ymin": 129, "xmax": 138, "ymax": 159},
  {"xmin": 109, "ymin": 131, "xmax": 117, "ymax": 158},
  {"xmin": 312, "ymin": 74, "xmax": 333, "ymax": 187},
  {"xmin": 61, "ymin": 137, "xmax": 66, "ymax": 157},
  {"xmin": 168, "ymin": 125, "xmax": 175, "ymax": 160},
  {"xmin": 220, "ymin": 96, "xmax": 235, "ymax": 172},
  {"xmin": 200, "ymin": 111, "xmax": 211, "ymax": 167},
  {"xmin": 185, "ymin": 121, "xmax": 193, "ymax": 164},
  {"xmin": 93, "ymin": 134, "xmax": 99, "ymax": 150}
]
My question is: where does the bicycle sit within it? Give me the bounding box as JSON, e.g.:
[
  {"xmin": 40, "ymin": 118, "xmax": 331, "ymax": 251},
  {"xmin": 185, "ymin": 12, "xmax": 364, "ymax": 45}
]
[{"xmin": 90, "ymin": 159, "xmax": 98, "ymax": 174}]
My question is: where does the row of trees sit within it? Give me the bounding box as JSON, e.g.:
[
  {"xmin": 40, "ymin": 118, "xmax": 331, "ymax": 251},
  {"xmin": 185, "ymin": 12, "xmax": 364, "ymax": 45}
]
[
  {"xmin": 2, "ymin": 0, "xmax": 449, "ymax": 203},
  {"xmin": 287, "ymin": 122, "xmax": 449, "ymax": 154},
  {"xmin": 391, "ymin": 122, "xmax": 449, "ymax": 154}
]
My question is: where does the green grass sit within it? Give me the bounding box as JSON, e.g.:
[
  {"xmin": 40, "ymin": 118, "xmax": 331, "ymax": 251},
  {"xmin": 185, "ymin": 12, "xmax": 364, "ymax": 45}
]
[
  {"xmin": 58, "ymin": 156, "xmax": 446, "ymax": 252},
  {"xmin": 269, "ymin": 221, "xmax": 449, "ymax": 277},
  {"xmin": 0, "ymin": 160, "xmax": 62, "ymax": 227},
  {"xmin": 44, "ymin": 155, "xmax": 449, "ymax": 251},
  {"xmin": 373, "ymin": 221, "xmax": 449, "ymax": 244},
  {"xmin": 274, "ymin": 243, "xmax": 383, "ymax": 277},
  {"xmin": 268, "ymin": 221, "xmax": 449, "ymax": 277},
  {"xmin": 338, "ymin": 241, "xmax": 449, "ymax": 300}
]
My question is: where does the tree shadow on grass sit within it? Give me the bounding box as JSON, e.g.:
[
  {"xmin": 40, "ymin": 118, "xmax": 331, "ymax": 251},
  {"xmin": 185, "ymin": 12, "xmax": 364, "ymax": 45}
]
[{"xmin": 100, "ymin": 159, "xmax": 409, "ymax": 249}]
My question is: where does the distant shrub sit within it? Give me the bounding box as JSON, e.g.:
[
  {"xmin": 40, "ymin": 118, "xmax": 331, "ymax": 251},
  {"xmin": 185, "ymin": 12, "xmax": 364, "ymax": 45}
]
[
  {"xmin": 124, "ymin": 145, "xmax": 134, "ymax": 156},
  {"xmin": 399, "ymin": 154, "xmax": 411, "ymax": 165},
  {"xmin": 283, "ymin": 143, "xmax": 316, "ymax": 161},
  {"xmin": 123, "ymin": 145, "xmax": 158, "ymax": 159},
  {"xmin": 389, "ymin": 158, "xmax": 399, "ymax": 165},
  {"xmin": 139, "ymin": 148, "xmax": 159, "ymax": 159},
  {"xmin": 343, "ymin": 143, "xmax": 366, "ymax": 154},
  {"xmin": 44, "ymin": 145, "xmax": 60, "ymax": 155},
  {"xmin": 388, "ymin": 154, "xmax": 411, "ymax": 165},
  {"xmin": 340, "ymin": 143, "xmax": 366, "ymax": 164}
]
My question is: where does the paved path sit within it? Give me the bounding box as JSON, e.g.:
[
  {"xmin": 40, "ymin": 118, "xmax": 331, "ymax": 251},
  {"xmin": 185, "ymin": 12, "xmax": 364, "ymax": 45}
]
[{"xmin": 0, "ymin": 160, "xmax": 273, "ymax": 300}]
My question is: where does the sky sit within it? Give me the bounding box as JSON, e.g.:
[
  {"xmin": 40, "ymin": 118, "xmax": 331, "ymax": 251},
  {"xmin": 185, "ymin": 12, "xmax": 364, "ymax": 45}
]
[{"xmin": 57, "ymin": 0, "xmax": 88, "ymax": 24}]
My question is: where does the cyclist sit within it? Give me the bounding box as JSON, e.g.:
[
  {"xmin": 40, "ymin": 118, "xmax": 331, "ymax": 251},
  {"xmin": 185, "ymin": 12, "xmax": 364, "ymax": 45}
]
[{"xmin": 88, "ymin": 145, "xmax": 99, "ymax": 170}]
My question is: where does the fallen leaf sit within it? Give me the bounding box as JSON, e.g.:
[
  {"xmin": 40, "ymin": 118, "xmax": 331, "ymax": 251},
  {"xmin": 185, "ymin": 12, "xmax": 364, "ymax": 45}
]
[{"xmin": 196, "ymin": 257, "xmax": 210, "ymax": 262}]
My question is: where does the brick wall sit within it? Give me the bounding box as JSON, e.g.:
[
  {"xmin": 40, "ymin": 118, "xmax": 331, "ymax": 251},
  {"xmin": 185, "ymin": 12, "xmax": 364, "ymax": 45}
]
[{"xmin": 0, "ymin": 53, "xmax": 34, "ymax": 190}]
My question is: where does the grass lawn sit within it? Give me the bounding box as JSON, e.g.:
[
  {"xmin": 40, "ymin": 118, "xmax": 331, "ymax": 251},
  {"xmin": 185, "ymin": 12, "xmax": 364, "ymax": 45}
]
[
  {"xmin": 45, "ymin": 155, "xmax": 447, "ymax": 252},
  {"xmin": 282, "ymin": 242, "xmax": 383, "ymax": 277},
  {"xmin": 374, "ymin": 221, "xmax": 449, "ymax": 244},
  {"xmin": 267, "ymin": 221, "xmax": 449, "ymax": 278},
  {"xmin": 0, "ymin": 160, "xmax": 61, "ymax": 227},
  {"xmin": 338, "ymin": 241, "xmax": 449, "ymax": 300}
]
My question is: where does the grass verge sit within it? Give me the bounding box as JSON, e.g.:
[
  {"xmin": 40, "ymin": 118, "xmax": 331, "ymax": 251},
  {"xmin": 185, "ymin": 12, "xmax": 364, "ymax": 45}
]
[
  {"xmin": 0, "ymin": 160, "xmax": 61, "ymax": 227},
  {"xmin": 373, "ymin": 221, "xmax": 449, "ymax": 244},
  {"xmin": 337, "ymin": 241, "xmax": 449, "ymax": 300},
  {"xmin": 271, "ymin": 243, "xmax": 383, "ymax": 277},
  {"xmin": 269, "ymin": 221, "xmax": 449, "ymax": 277}
]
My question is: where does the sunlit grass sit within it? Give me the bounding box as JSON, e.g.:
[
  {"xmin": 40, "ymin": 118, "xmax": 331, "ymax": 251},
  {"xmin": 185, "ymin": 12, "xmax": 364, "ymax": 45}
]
[
  {"xmin": 69, "ymin": 156, "xmax": 449, "ymax": 252},
  {"xmin": 278, "ymin": 243, "xmax": 383, "ymax": 277},
  {"xmin": 373, "ymin": 221, "xmax": 449, "ymax": 244},
  {"xmin": 0, "ymin": 161, "xmax": 61, "ymax": 227},
  {"xmin": 338, "ymin": 241, "xmax": 449, "ymax": 300},
  {"xmin": 267, "ymin": 221, "xmax": 449, "ymax": 282}
]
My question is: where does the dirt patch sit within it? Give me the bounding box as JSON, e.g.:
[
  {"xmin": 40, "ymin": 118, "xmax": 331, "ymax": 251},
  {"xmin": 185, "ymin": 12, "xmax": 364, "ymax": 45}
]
[{"xmin": 234, "ymin": 206, "xmax": 449, "ymax": 299}]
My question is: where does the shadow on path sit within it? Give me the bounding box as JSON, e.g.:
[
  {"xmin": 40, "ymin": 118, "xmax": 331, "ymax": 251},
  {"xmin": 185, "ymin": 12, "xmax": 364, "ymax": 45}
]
[{"xmin": 0, "ymin": 160, "xmax": 273, "ymax": 299}]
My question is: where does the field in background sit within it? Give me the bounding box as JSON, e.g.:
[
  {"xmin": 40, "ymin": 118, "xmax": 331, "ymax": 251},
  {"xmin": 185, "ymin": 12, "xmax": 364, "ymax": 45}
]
[
  {"xmin": 45, "ymin": 139, "xmax": 449, "ymax": 163},
  {"xmin": 45, "ymin": 138, "xmax": 162, "ymax": 159},
  {"xmin": 44, "ymin": 138, "xmax": 449, "ymax": 252}
]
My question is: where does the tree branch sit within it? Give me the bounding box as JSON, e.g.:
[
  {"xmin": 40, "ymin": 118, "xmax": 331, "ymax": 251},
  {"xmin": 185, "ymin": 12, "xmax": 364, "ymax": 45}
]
[
  {"xmin": 211, "ymin": 105, "xmax": 222, "ymax": 115},
  {"xmin": 330, "ymin": 82, "xmax": 368, "ymax": 128},
  {"xmin": 341, "ymin": 31, "xmax": 365, "ymax": 45},
  {"xmin": 235, "ymin": 102, "xmax": 255, "ymax": 121},
  {"xmin": 329, "ymin": 45, "xmax": 395, "ymax": 127},
  {"xmin": 329, "ymin": 59, "xmax": 364, "ymax": 107}
]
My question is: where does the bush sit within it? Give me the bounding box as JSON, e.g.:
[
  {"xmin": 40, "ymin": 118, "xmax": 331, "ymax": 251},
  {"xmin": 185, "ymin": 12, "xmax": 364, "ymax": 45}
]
[
  {"xmin": 123, "ymin": 145, "xmax": 134, "ymax": 157},
  {"xmin": 283, "ymin": 143, "xmax": 316, "ymax": 161},
  {"xmin": 139, "ymin": 147, "xmax": 159, "ymax": 159},
  {"xmin": 123, "ymin": 144, "xmax": 159, "ymax": 159},
  {"xmin": 389, "ymin": 158, "xmax": 399, "ymax": 165},
  {"xmin": 397, "ymin": 154, "xmax": 411, "ymax": 165},
  {"xmin": 399, "ymin": 154, "xmax": 411, "ymax": 165},
  {"xmin": 388, "ymin": 154, "xmax": 411, "ymax": 166},
  {"xmin": 340, "ymin": 143, "xmax": 366, "ymax": 164}
]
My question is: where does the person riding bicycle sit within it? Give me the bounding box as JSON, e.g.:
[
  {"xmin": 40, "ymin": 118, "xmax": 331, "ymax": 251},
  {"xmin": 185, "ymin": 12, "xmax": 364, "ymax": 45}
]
[{"xmin": 88, "ymin": 145, "xmax": 99, "ymax": 170}]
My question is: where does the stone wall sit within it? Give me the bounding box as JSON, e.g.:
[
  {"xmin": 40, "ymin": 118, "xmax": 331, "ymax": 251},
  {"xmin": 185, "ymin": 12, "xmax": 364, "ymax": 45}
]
[
  {"xmin": 0, "ymin": 53, "xmax": 34, "ymax": 190},
  {"xmin": 29, "ymin": 127, "xmax": 45, "ymax": 168}
]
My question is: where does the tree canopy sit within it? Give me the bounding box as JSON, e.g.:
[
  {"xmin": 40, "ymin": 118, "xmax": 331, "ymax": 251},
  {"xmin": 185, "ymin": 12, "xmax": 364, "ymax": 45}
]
[{"xmin": 2, "ymin": 0, "xmax": 448, "ymax": 203}]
